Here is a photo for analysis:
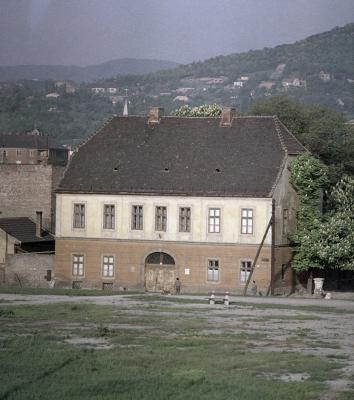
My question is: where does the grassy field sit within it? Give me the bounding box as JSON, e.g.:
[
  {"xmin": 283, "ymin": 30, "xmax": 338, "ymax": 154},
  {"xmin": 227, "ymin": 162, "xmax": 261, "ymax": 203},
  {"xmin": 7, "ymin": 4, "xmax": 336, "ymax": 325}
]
[{"xmin": 0, "ymin": 295, "xmax": 353, "ymax": 400}]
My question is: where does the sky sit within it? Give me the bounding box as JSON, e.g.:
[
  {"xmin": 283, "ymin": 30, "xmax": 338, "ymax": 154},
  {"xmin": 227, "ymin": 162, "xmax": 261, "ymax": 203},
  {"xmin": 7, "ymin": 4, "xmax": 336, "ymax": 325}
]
[{"xmin": 0, "ymin": 0, "xmax": 354, "ymax": 66}]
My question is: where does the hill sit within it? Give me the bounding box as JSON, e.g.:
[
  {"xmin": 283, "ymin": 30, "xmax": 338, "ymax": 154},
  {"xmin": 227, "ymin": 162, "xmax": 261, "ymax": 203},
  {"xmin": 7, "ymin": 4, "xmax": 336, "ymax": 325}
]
[
  {"xmin": 0, "ymin": 23, "xmax": 353, "ymax": 147},
  {"xmin": 0, "ymin": 58, "xmax": 179, "ymax": 82},
  {"xmin": 107, "ymin": 23, "xmax": 354, "ymax": 116}
]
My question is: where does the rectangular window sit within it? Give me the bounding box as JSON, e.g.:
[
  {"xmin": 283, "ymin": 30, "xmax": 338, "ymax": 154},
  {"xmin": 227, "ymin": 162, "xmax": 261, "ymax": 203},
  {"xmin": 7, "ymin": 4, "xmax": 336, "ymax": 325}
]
[
  {"xmin": 102, "ymin": 255, "xmax": 114, "ymax": 277},
  {"xmin": 16, "ymin": 149, "xmax": 22, "ymax": 156},
  {"xmin": 72, "ymin": 254, "xmax": 84, "ymax": 276},
  {"xmin": 155, "ymin": 206, "xmax": 167, "ymax": 231},
  {"xmin": 207, "ymin": 259, "xmax": 219, "ymax": 281},
  {"xmin": 241, "ymin": 208, "xmax": 253, "ymax": 234},
  {"xmin": 73, "ymin": 203, "xmax": 85, "ymax": 228},
  {"xmin": 103, "ymin": 204, "xmax": 115, "ymax": 229},
  {"xmin": 132, "ymin": 205, "xmax": 143, "ymax": 230},
  {"xmin": 208, "ymin": 208, "xmax": 220, "ymax": 233},
  {"xmin": 240, "ymin": 260, "xmax": 252, "ymax": 283},
  {"xmin": 179, "ymin": 207, "xmax": 191, "ymax": 232}
]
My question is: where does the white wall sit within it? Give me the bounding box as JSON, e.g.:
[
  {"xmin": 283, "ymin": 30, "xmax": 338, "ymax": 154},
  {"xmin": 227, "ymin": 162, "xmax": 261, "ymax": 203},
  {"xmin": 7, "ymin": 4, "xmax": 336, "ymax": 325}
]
[{"xmin": 56, "ymin": 194, "xmax": 273, "ymax": 245}]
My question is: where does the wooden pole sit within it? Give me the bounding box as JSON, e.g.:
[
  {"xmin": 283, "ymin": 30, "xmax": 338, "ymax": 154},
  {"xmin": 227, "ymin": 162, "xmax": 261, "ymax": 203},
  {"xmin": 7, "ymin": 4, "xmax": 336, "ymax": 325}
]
[
  {"xmin": 270, "ymin": 199, "xmax": 276, "ymax": 295},
  {"xmin": 242, "ymin": 214, "xmax": 273, "ymax": 296}
]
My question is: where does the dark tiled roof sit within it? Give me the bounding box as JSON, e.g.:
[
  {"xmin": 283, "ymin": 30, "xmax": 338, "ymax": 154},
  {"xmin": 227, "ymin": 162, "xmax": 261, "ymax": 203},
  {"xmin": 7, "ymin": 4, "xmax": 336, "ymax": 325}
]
[
  {"xmin": 58, "ymin": 115, "xmax": 306, "ymax": 197},
  {"xmin": 0, "ymin": 133, "xmax": 64, "ymax": 150},
  {"xmin": 0, "ymin": 218, "xmax": 54, "ymax": 243}
]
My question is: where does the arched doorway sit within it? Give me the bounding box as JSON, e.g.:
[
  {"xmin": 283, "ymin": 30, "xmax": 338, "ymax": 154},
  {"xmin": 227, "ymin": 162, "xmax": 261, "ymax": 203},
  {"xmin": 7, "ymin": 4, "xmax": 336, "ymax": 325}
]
[{"xmin": 145, "ymin": 252, "xmax": 176, "ymax": 292}]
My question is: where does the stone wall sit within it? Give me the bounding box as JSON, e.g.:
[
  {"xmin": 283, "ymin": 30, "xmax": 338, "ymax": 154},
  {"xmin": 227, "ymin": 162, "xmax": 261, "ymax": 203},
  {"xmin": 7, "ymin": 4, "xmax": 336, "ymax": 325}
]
[
  {"xmin": 0, "ymin": 164, "xmax": 65, "ymax": 231},
  {"xmin": 0, "ymin": 254, "xmax": 54, "ymax": 287}
]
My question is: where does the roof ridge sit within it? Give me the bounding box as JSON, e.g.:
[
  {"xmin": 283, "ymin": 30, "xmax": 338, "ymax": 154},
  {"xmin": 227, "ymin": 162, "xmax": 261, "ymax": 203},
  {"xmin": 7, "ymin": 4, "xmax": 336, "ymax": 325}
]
[
  {"xmin": 275, "ymin": 116, "xmax": 308, "ymax": 153},
  {"xmin": 273, "ymin": 115, "xmax": 288, "ymax": 153}
]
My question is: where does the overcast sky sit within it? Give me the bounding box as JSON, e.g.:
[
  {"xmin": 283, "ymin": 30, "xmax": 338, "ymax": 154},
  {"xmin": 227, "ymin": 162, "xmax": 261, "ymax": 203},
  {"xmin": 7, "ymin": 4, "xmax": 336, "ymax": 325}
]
[{"xmin": 0, "ymin": 0, "xmax": 354, "ymax": 66}]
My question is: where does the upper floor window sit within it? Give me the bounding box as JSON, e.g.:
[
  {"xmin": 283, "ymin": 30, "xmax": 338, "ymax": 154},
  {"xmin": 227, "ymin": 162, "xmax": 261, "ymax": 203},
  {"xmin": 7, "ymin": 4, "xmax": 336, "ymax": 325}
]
[
  {"xmin": 73, "ymin": 203, "xmax": 85, "ymax": 229},
  {"xmin": 72, "ymin": 254, "xmax": 84, "ymax": 276},
  {"xmin": 155, "ymin": 206, "xmax": 167, "ymax": 231},
  {"xmin": 132, "ymin": 205, "xmax": 143, "ymax": 230},
  {"xmin": 179, "ymin": 207, "xmax": 191, "ymax": 232},
  {"xmin": 102, "ymin": 255, "xmax": 114, "ymax": 277},
  {"xmin": 103, "ymin": 204, "xmax": 115, "ymax": 230},
  {"xmin": 16, "ymin": 149, "xmax": 22, "ymax": 156},
  {"xmin": 207, "ymin": 259, "xmax": 219, "ymax": 281},
  {"xmin": 240, "ymin": 260, "xmax": 252, "ymax": 283},
  {"xmin": 241, "ymin": 208, "xmax": 253, "ymax": 234},
  {"xmin": 208, "ymin": 208, "xmax": 220, "ymax": 233}
]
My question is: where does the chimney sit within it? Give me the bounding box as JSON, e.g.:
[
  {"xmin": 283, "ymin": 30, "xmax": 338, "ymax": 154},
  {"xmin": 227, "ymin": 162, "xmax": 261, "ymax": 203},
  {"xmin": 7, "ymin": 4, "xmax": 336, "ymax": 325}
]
[
  {"xmin": 148, "ymin": 107, "xmax": 164, "ymax": 124},
  {"xmin": 220, "ymin": 107, "xmax": 235, "ymax": 127},
  {"xmin": 36, "ymin": 211, "xmax": 42, "ymax": 237}
]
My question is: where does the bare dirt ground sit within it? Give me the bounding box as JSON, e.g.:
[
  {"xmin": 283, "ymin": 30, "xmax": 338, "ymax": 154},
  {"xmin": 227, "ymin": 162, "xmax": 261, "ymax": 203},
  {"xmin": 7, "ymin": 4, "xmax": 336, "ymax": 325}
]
[{"xmin": 1, "ymin": 292, "xmax": 354, "ymax": 398}]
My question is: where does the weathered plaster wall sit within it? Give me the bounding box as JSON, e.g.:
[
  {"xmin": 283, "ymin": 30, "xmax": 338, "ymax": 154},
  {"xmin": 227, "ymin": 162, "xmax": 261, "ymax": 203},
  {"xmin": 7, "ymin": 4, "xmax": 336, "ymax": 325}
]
[
  {"xmin": 56, "ymin": 193, "xmax": 273, "ymax": 245},
  {"xmin": 0, "ymin": 254, "xmax": 54, "ymax": 287},
  {"xmin": 0, "ymin": 164, "xmax": 65, "ymax": 231}
]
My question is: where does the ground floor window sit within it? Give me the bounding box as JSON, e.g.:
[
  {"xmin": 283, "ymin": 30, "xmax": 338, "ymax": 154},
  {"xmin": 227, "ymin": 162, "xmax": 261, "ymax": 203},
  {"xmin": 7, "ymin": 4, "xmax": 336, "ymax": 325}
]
[
  {"xmin": 240, "ymin": 260, "xmax": 252, "ymax": 283},
  {"xmin": 207, "ymin": 259, "xmax": 219, "ymax": 281},
  {"xmin": 102, "ymin": 255, "xmax": 114, "ymax": 277},
  {"xmin": 72, "ymin": 254, "xmax": 84, "ymax": 276}
]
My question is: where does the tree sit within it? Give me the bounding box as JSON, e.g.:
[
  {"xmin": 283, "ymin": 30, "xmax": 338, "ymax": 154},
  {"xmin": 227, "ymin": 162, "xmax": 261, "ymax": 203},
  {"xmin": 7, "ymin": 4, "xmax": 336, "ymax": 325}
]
[
  {"xmin": 173, "ymin": 104, "xmax": 222, "ymax": 117},
  {"xmin": 289, "ymin": 153, "xmax": 329, "ymax": 272},
  {"xmin": 289, "ymin": 155, "xmax": 354, "ymax": 273},
  {"xmin": 250, "ymin": 96, "xmax": 352, "ymax": 181}
]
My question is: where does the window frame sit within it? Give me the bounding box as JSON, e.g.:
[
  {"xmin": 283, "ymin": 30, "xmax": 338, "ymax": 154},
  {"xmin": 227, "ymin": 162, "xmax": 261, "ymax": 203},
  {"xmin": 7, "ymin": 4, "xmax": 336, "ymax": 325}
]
[
  {"xmin": 155, "ymin": 206, "xmax": 167, "ymax": 232},
  {"xmin": 208, "ymin": 207, "xmax": 221, "ymax": 234},
  {"xmin": 179, "ymin": 207, "xmax": 191, "ymax": 233},
  {"xmin": 103, "ymin": 204, "xmax": 115, "ymax": 230},
  {"xmin": 241, "ymin": 208, "xmax": 253, "ymax": 235},
  {"xmin": 207, "ymin": 259, "xmax": 220, "ymax": 282},
  {"xmin": 131, "ymin": 205, "xmax": 144, "ymax": 230},
  {"xmin": 102, "ymin": 255, "xmax": 115, "ymax": 278},
  {"xmin": 240, "ymin": 260, "xmax": 252, "ymax": 284},
  {"xmin": 72, "ymin": 254, "xmax": 85, "ymax": 277},
  {"xmin": 73, "ymin": 203, "xmax": 86, "ymax": 229}
]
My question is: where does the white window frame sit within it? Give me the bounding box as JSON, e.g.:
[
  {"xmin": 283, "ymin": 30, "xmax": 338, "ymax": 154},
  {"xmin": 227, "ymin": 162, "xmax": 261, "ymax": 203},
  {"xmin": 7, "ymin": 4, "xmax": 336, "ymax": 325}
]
[
  {"xmin": 73, "ymin": 203, "xmax": 85, "ymax": 229},
  {"xmin": 131, "ymin": 205, "xmax": 143, "ymax": 230},
  {"xmin": 208, "ymin": 208, "xmax": 221, "ymax": 233},
  {"xmin": 102, "ymin": 255, "xmax": 115, "ymax": 278},
  {"xmin": 103, "ymin": 204, "xmax": 115, "ymax": 230},
  {"xmin": 241, "ymin": 208, "xmax": 253, "ymax": 234},
  {"xmin": 179, "ymin": 207, "xmax": 191, "ymax": 232},
  {"xmin": 240, "ymin": 260, "xmax": 252, "ymax": 284},
  {"xmin": 72, "ymin": 254, "xmax": 84, "ymax": 277},
  {"xmin": 207, "ymin": 259, "xmax": 220, "ymax": 282},
  {"xmin": 155, "ymin": 206, "xmax": 167, "ymax": 231}
]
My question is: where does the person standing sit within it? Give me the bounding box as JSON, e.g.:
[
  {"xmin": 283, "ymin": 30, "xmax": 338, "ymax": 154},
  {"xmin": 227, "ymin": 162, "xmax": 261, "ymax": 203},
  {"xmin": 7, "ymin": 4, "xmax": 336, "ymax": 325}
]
[
  {"xmin": 175, "ymin": 277, "xmax": 181, "ymax": 294},
  {"xmin": 250, "ymin": 280, "xmax": 257, "ymax": 296}
]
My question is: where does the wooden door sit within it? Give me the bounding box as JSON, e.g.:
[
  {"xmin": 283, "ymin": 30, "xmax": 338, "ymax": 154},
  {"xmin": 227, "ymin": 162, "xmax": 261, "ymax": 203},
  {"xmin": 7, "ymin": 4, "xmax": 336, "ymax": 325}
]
[{"xmin": 145, "ymin": 264, "xmax": 176, "ymax": 292}]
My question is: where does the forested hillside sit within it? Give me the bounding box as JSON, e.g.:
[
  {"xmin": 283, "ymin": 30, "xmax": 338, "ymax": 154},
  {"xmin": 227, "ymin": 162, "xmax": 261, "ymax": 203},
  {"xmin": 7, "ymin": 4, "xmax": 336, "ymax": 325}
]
[{"xmin": 0, "ymin": 23, "xmax": 353, "ymax": 147}]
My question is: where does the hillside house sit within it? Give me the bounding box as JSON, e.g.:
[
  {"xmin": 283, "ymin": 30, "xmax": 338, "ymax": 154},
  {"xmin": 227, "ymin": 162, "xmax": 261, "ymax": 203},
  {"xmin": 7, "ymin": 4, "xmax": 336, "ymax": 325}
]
[{"xmin": 54, "ymin": 107, "xmax": 305, "ymax": 294}]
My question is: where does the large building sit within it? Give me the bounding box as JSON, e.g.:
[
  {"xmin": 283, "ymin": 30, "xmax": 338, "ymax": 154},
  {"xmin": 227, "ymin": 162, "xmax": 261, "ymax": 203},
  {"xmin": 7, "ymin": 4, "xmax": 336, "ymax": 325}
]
[
  {"xmin": 0, "ymin": 130, "xmax": 69, "ymax": 231},
  {"xmin": 54, "ymin": 108, "xmax": 305, "ymax": 293}
]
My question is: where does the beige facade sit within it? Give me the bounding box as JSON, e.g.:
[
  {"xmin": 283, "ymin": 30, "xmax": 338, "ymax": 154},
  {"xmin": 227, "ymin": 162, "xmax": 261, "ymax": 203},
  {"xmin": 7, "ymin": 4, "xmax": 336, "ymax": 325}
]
[{"xmin": 55, "ymin": 168, "xmax": 296, "ymax": 293}]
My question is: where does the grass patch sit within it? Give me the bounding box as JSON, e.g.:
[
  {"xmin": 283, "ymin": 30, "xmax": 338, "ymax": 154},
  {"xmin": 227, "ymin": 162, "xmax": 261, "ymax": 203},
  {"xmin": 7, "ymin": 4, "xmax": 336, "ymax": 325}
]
[{"xmin": 0, "ymin": 300, "xmax": 349, "ymax": 400}]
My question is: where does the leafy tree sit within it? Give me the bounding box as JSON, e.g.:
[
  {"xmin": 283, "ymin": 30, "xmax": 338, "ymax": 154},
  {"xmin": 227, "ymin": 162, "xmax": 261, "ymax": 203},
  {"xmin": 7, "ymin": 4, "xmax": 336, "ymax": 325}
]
[
  {"xmin": 289, "ymin": 155, "xmax": 354, "ymax": 272},
  {"xmin": 289, "ymin": 154, "xmax": 329, "ymax": 272},
  {"xmin": 173, "ymin": 104, "xmax": 222, "ymax": 117}
]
